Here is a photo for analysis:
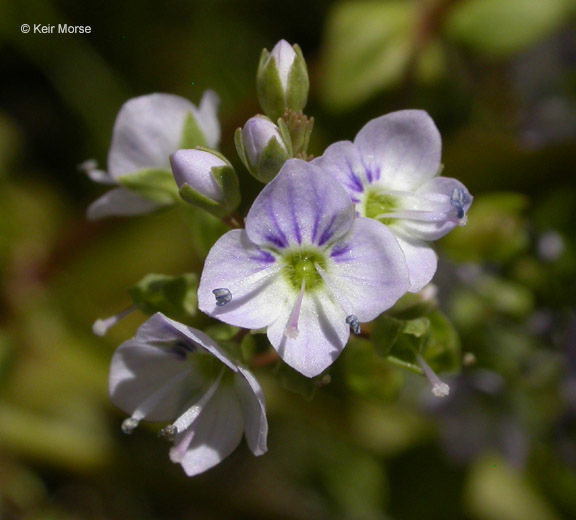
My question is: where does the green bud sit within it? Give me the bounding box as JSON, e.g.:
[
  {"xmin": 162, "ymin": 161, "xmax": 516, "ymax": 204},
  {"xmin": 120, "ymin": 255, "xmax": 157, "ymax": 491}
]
[{"xmin": 257, "ymin": 40, "xmax": 309, "ymax": 121}]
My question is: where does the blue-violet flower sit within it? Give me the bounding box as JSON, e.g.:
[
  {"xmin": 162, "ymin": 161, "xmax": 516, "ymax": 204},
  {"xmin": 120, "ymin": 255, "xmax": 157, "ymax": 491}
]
[
  {"xmin": 198, "ymin": 159, "xmax": 410, "ymax": 377},
  {"xmin": 109, "ymin": 312, "xmax": 267, "ymax": 476},
  {"xmin": 313, "ymin": 110, "xmax": 473, "ymax": 292}
]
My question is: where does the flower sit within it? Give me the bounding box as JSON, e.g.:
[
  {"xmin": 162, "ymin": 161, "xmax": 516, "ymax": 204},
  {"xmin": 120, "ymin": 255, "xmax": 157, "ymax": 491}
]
[
  {"xmin": 170, "ymin": 149, "xmax": 240, "ymax": 216},
  {"xmin": 313, "ymin": 110, "xmax": 473, "ymax": 293},
  {"xmin": 257, "ymin": 40, "xmax": 309, "ymax": 121},
  {"xmin": 198, "ymin": 159, "xmax": 410, "ymax": 377},
  {"xmin": 235, "ymin": 115, "xmax": 291, "ymax": 183},
  {"xmin": 82, "ymin": 91, "xmax": 220, "ymax": 220},
  {"xmin": 109, "ymin": 312, "xmax": 267, "ymax": 476}
]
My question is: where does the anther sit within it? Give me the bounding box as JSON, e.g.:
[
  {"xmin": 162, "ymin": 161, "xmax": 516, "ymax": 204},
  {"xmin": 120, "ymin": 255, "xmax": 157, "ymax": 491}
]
[
  {"xmin": 450, "ymin": 188, "xmax": 469, "ymax": 219},
  {"xmin": 213, "ymin": 288, "xmax": 232, "ymax": 306},
  {"xmin": 416, "ymin": 354, "xmax": 450, "ymax": 397},
  {"xmin": 121, "ymin": 417, "xmax": 140, "ymax": 434},
  {"xmin": 346, "ymin": 314, "xmax": 361, "ymax": 335},
  {"xmin": 159, "ymin": 424, "xmax": 177, "ymax": 441}
]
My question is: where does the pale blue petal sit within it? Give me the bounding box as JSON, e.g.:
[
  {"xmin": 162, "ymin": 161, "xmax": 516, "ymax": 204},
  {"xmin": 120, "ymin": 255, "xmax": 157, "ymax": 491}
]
[
  {"xmin": 267, "ymin": 291, "xmax": 349, "ymax": 378},
  {"xmin": 87, "ymin": 187, "xmax": 164, "ymax": 220},
  {"xmin": 397, "ymin": 176, "xmax": 473, "ymax": 241},
  {"xmin": 198, "ymin": 230, "xmax": 286, "ymax": 330},
  {"xmin": 171, "ymin": 385, "xmax": 244, "ymax": 476},
  {"xmin": 326, "ymin": 218, "xmax": 410, "ymax": 321},
  {"xmin": 109, "ymin": 314, "xmax": 207, "ymax": 422},
  {"xmin": 108, "ymin": 94, "xmax": 197, "ymax": 178},
  {"xmin": 197, "ymin": 90, "xmax": 221, "ymax": 149},
  {"xmin": 312, "ymin": 141, "xmax": 368, "ymax": 203},
  {"xmin": 354, "ymin": 110, "xmax": 442, "ymax": 191},
  {"xmin": 234, "ymin": 368, "xmax": 268, "ymax": 456},
  {"xmin": 394, "ymin": 234, "xmax": 438, "ymax": 293},
  {"xmin": 245, "ymin": 159, "xmax": 355, "ymax": 249}
]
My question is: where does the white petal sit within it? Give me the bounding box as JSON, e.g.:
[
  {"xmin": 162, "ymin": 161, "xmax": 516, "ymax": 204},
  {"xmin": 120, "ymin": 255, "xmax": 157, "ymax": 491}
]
[
  {"xmin": 267, "ymin": 290, "xmax": 349, "ymax": 378},
  {"xmin": 394, "ymin": 234, "xmax": 438, "ymax": 293},
  {"xmin": 108, "ymin": 93, "xmax": 197, "ymax": 178},
  {"xmin": 354, "ymin": 110, "xmax": 442, "ymax": 191},
  {"xmin": 87, "ymin": 187, "xmax": 163, "ymax": 220},
  {"xmin": 171, "ymin": 385, "xmax": 244, "ymax": 476},
  {"xmin": 325, "ymin": 217, "xmax": 411, "ymax": 321},
  {"xmin": 234, "ymin": 368, "xmax": 268, "ymax": 456},
  {"xmin": 197, "ymin": 90, "xmax": 221, "ymax": 149},
  {"xmin": 198, "ymin": 230, "xmax": 286, "ymax": 330}
]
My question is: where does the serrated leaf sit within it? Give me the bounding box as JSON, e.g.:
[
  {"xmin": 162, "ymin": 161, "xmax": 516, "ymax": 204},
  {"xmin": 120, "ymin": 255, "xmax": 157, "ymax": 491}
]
[
  {"xmin": 446, "ymin": 0, "xmax": 570, "ymax": 59},
  {"xmin": 117, "ymin": 168, "xmax": 179, "ymax": 204},
  {"xmin": 128, "ymin": 273, "xmax": 198, "ymax": 323}
]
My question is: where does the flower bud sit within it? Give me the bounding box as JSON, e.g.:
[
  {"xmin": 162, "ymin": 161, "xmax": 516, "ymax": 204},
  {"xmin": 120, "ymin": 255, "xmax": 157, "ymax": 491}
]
[
  {"xmin": 170, "ymin": 149, "xmax": 240, "ymax": 217},
  {"xmin": 235, "ymin": 116, "xmax": 291, "ymax": 183},
  {"xmin": 257, "ymin": 40, "xmax": 309, "ymax": 121}
]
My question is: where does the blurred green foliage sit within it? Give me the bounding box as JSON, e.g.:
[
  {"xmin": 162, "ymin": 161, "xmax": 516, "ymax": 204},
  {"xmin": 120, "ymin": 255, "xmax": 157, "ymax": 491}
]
[{"xmin": 1, "ymin": 0, "xmax": 576, "ymax": 519}]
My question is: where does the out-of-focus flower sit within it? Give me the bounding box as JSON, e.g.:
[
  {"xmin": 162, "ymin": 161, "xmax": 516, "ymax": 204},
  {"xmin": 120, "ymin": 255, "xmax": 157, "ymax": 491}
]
[
  {"xmin": 257, "ymin": 40, "xmax": 309, "ymax": 121},
  {"xmin": 82, "ymin": 91, "xmax": 220, "ymax": 220},
  {"xmin": 314, "ymin": 110, "xmax": 473, "ymax": 292},
  {"xmin": 109, "ymin": 313, "xmax": 267, "ymax": 476},
  {"xmin": 198, "ymin": 159, "xmax": 410, "ymax": 377},
  {"xmin": 235, "ymin": 115, "xmax": 291, "ymax": 183}
]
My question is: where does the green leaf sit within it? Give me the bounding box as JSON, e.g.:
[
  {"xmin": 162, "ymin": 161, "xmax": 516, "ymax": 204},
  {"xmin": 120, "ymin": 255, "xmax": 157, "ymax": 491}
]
[
  {"xmin": 179, "ymin": 110, "xmax": 208, "ymax": 149},
  {"xmin": 320, "ymin": 1, "xmax": 444, "ymax": 111},
  {"xmin": 128, "ymin": 273, "xmax": 198, "ymax": 323},
  {"xmin": 372, "ymin": 315, "xmax": 404, "ymax": 357},
  {"xmin": 446, "ymin": 0, "xmax": 570, "ymax": 59},
  {"xmin": 423, "ymin": 310, "xmax": 461, "ymax": 373},
  {"xmin": 320, "ymin": 1, "xmax": 413, "ymax": 111},
  {"xmin": 274, "ymin": 361, "xmax": 317, "ymax": 400},
  {"xmin": 117, "ymin": 168, "xmax": 179, "ymax": 205}
]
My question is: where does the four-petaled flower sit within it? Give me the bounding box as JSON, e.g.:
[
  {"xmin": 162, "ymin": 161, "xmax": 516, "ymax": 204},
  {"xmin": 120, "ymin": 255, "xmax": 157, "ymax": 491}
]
[
  {"xmin": 313, "ymin": 110, "xmax": 473, "ymax": 292},
  {"xmin": 109, "ymin": 312, "xmax": 267, "ymax": 476},
  {"xmin": 198, "ymin": 159, "xmax": 410, "ymax": 377},
  {"xmin": 82, "ymin": 91, "xmax": 220, "ymax": 220}
]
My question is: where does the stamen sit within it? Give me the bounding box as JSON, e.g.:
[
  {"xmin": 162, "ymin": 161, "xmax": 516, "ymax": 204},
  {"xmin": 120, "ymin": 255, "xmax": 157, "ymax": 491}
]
[
  {"xmin": 213, "ymin": 288, "xmax": 232, "ymax": 307},
  {"xmin": 285, "ymin": 279, "xmax": 306, "ymax": 339},
  {"xmin": 450, "ymin": 188, "xmax": 469, "ymax": 219},
  {"xmin": 124, "ymin": 370, "xmax": 190, "ymax": 433},
  {"xmin": 374, "ymin": 209, "xmax": 451, "ymax": 222},
  {"xmin": 416, "ymin": 354, "xmax": 450, "ymax": 398},
  {"xmin": 78, "ymin": 159, "xmax": 115, "ymax": 184},
  {"xmin": 346, "ymin": 315, "xmax": 361, "ymax": 335},
  {"xmin": 169, "ymin": 369, "xmax": 225, "ymax": 462},
  {"xmin": 121, "ymin": 417, "xmax": 140, "ymax": 434},
  {"xmin": 93, "ymin": 305, "xmax": 138, "ymax": 337}
]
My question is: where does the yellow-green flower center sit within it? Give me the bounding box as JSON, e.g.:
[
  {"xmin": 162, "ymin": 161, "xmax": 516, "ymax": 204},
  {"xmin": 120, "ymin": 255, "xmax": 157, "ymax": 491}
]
[
  {"xmin": 362, "ymin": 189, "xmax": 399, "ymax": 225},
  {"xmin": 282, "ymin": 248, "xmax": 326, "ymax": 291}
]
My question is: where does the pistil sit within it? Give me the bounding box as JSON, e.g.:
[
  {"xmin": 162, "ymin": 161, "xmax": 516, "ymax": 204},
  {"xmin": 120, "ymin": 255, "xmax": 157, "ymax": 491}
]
[
  {"xmin": 416, "ymin": 354, "xmax": 450, "ymax": 397},
  {"xmin": 93, "ymin": 305, "xmax": 138, "ymax": 337},
  {"xmin": 285, "ymin": 279, "xmax": 306, "ymax": 339}
]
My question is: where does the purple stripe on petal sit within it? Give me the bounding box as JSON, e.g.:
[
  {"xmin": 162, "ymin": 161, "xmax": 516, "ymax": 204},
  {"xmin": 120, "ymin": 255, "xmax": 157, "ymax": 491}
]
[
  {"xmin": 318, "ymin": 214, "xmax": 338, "ymax": 246},
  {"xmin": 263, "ymin": 234, "xmax": 287, "ymax": 249},
  {"xmin": 310, "ymin": 179, "xmax": 324, "ymax": 244},
  {"xmin": 249, "ymin": 250, "xmax": 276, "ymax": 264},
  {"xmin": 344, "ymin": 158, "xmax": 365, "ymax": 193},
  {"xmin": 288, "ymin": 182, "xmax": 302, "ymax": 244},
  {"xmin": 330, "ymin": 242, "xmax": 351, "ymax": 261}
]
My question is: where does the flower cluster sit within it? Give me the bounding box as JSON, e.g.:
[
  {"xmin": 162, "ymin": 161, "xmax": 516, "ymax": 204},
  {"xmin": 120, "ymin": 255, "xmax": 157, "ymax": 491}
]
[{"xmin": 87, "ymin": 40, "xmax": 472, "ymax": 476}]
